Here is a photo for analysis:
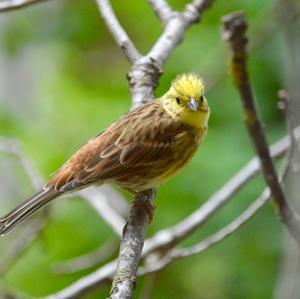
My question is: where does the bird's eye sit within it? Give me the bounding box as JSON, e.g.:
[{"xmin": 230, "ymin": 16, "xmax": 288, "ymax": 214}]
[
  {"xmin": 176, "ymin": 97, "xmax": 181, "ymax": 105},
  {"xmin": 200, "ymin": 95, "xmax": 204, "ymax": 103}
]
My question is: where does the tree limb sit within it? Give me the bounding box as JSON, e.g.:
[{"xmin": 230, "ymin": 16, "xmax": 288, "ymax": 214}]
[
  {"xmin": 0, "ymin": 0, "xmax": 50, "ymax": 12},
  {"xmin": 109, "ymin": 198, "xmax": 153, "ymax": 299},
  {"xmin": 222, "ymin": 11, "xmax": 300, "ymax": 245},
  {"xmin": 52, "ymin": 238, "xmax": 118, "ymax": 274},
  {"xmin": 95, "ymin": 0, "xmax": 141, "ymax": 63}
]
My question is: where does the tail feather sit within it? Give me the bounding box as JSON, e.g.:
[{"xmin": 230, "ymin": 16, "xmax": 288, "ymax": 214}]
[{"xmin": 0, "ymin": 188, "xmax": 60, "ymax": 236}]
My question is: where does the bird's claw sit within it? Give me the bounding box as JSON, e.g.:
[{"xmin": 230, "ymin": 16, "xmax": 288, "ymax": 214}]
[{"xmin": 135, "ymin": 188, "xmax": 156, "ymax": 223}]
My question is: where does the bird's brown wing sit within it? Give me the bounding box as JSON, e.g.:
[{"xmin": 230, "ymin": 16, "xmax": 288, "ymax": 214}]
[{"xmin": 46, "ymin": 101, "xmax": 188, "ymax": 192}]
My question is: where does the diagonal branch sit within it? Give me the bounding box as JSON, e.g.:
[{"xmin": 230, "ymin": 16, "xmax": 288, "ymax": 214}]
[
  {"xmin": 52, "ymin": 238, "xmax": 118, "ymax": 274},
  {"xmin": 0, "ymin": 0, "xmax": 50, "ymax": 12},
  {"xmin": 95, "ymin": 0, "xmax": 141, "ymax": 63},
  {"xmin": 147, "ymin": 0, "xmax": 174, "ymax": 25},
  {"xmin": 148, "ymin": 0, "xmax": 214, "ymax": 67},
  {"xmin": 0, "ymin": 136, "xmax": 42, "ymax": 189},
  {"xmin": 129, "ymin": 0, "xmax": 214, "ymax": 106},
  {"xmin": 222, "ymin": 12, "xmax": 300, "ymax": 244}
]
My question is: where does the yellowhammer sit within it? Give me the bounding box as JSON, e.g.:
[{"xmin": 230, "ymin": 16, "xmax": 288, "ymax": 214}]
[{"xmin": 0, "ymin": 73, "xmax": 210, "ymax": 236}]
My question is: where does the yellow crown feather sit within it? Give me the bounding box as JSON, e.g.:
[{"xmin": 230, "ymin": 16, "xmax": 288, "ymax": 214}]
[{"xmin": 171, "ymin": 73, "xmax": 204, "ymax": 98}]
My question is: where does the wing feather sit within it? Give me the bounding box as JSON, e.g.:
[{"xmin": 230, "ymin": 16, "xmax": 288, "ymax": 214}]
[{"xmin": 47, "ymin": 101, "xmax": 188, "ymax": 191}]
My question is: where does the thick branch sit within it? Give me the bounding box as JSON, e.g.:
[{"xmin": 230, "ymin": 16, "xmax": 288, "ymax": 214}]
[
  {"xmin": 109, "ymin": 199, "xmax": 152, "ymax": 299},
  {"xmin": 222, "ymin": 12, "xmax": 300, "ymax": 244},
  {"xmin": 95, "ymin": 0, "xmax": 141, "ymax": 63},
  {"xmin": 0, "ymin": 0, "xmax": 50, "ymax": 12}
]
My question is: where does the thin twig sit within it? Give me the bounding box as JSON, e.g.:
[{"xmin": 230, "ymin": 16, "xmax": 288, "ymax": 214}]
[
  {"xmin": 43, "ymin": 128, "xmax": 300, "ymax": 299},
  {"xmin": 147, "ymin": 0, "xmax": 174, "ymax": 25},
  {"xmin": 222, "ymin": 12, "xmax": 300, "ymax": 245},
  {"xmin": 0, "ymin": 136, "xmax": 42, "ymax": 189},
  {"xmin": 95, "ymin": 0, "xmax": 141, "ymax": 63},
  {"xmin": 0, "ymin": 217, "xmax": 46, "ymax": 277},
  {"xmin": 52, "ymin": 238, "xmax": 118, "ymax": 274},
  {"xmin": 0, "ymin": 137, "xmax": 49, "ymax": 276},
  {"xmin": 278, "ymin": 89, "xmax": 300, "ymax": 169},
  {"xmin": 80, "ymin": 187, "xmax": 126, "ymax": 237},
  {"xmin": 0, "ymin": 0, "xmax": 50, "ymax": 12}
]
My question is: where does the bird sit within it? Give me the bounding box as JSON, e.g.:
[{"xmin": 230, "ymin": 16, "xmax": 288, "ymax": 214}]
[{"xmin": 0, "ymin": 73, "xmax": 210, "ymax": 236}]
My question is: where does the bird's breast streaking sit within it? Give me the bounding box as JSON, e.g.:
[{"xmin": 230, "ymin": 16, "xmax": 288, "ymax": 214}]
[{"xmin": 46, "ymin": 101, "xmax": 206, "ymax": 192}]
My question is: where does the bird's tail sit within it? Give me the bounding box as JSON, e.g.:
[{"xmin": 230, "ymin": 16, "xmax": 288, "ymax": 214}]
[{"xmin": 0, "ymin": 188, "xmax": 60, "ymax": 236}]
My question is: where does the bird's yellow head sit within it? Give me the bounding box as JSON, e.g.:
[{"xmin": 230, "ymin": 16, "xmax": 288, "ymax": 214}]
[{"xmin": 160, "ymin": 73, "xmax": 210, "ymax": 129}]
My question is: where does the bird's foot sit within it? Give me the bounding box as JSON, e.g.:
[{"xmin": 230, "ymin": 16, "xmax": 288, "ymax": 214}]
[{"xmin": 134, "ymin": 188, "xmax": 156, "ymax": 223}]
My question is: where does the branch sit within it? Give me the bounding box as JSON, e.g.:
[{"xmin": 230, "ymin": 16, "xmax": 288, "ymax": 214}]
[
  {"xmin": 43, "ymin": 128, "xmax": 300, "ymax": 299},
  {"xmin": 147, "ymin": 0, "xmax": 174, "ymax": 25},
  {"xmin": 0, "ymin": 137, "xmax": 42, "ymax": 189},
  {"xmin": 0, "ymin": 216, "xmax": 47, "ymax": 277},
  {"xmin": 183, "ymin": 0, "xmax": 215, "ymax": 22},
  {"xmin": 95, "ymin": 0, "xmax": 141, "ymax": 63},
  {"xmin": 52, "ymin": 238, "xmax": 118, "ymax": 274},
  {"xmin": 147, "ymin": 0, "xmax": 214, "ymax": 66},
  {"xmin": 278, "ymin": 89, "xmax": 300, "ymax": 168},
  {"xmin": 109, "ymin": 197, "xmax": 154, "ymax": 299},
  {"xmin": 0, "ymin": 0, "xmax": 50, "ymax": 12},
  {"xmin": 222, "ymin": 12, "xmax": 300, "ymax": 245},
  {"xmin": 128, "ymin": 0, "xmax": 214, "ymax": 107},
  {"xmin": 0, "ymin": 137, "xmax": 49, "ymax": 276}
]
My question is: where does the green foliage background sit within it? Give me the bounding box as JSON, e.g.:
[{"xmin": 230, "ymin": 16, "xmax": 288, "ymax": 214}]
[{"xmin": 0, "ymin": 0, "xmax": 294, "ymax": 298}]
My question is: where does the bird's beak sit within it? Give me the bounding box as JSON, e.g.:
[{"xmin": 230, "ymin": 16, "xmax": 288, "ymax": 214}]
[{"xmin": 187, "ymin": 98, "xmax": 198, "ymax": 112}]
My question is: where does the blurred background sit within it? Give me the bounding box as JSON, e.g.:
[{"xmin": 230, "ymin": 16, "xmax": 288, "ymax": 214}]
[{"xmin": 0, "ymin": 0, "xmax": 299, "ymax": 298}]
